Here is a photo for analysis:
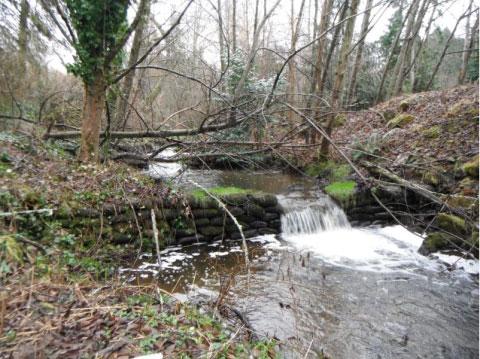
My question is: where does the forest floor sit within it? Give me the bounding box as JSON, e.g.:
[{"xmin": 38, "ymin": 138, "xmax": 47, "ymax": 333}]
[{"xmin": 0, "ymin": 133, "xmax": 276, "ymax": 358}]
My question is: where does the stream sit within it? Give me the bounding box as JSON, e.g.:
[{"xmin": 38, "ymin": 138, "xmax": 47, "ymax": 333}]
[{"xmin": 123, "ymin": 159, "xmax": 479, "ymax": 358}]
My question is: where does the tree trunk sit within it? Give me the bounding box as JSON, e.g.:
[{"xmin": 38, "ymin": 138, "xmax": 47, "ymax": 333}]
[
  {"xmin": 458, "ymin": 0, "xmax": 473, "ymax": 85},
  {"xmin": 78, "ymin": 73, "xmax": 106, "ymax": 163},
  {"xmin": 217, "ymin": 0, "xmax": 226, "ymax": 75},
  {"xmin": 113, "ymin": 0, "xmax": 150, "ymax": 129},
  {"xmin": 394, "ymin": 0, "xmax": 429, "ymax": 95},
  {"xmin": 232, "ymin": 0, "xmax": 237, "ymax": 52},
  {"xmin": 347, "ymin": 0, "xmax": 373, "ymax": 104},
  {"xmin": 319, "ymin": 0, "xmax": 359, "ymax": 159},
  {"xmin": 18, "ymin": 0, "xmax": 30, "ymax": 73},
  {"xmin": 319, "ymin": 1, "xmax": 349, "ymax": 98},
  {"xmin": 376, "ymin": 0, "xmax": 414, "ymax": 102},
  {"xmin": 309, "ymin": 0, "xmax": 334, "ymax": 144},
  {"xmin": 390, "ymin": 0, "xmax": 421, "ymax": 97},
  {"xmin": 287, "ymin": 0, "xmax": 306, "ymax": 124}
]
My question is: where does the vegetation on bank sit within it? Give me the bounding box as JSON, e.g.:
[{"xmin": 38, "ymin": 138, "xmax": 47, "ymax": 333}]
[{"xmin": 0, "ymin": 132, "xmax": 278, "ymax": 358}]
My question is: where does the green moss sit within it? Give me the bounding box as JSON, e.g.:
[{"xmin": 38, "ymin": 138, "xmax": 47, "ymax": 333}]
[
  {"xmin": 305, "ymin": 160, "xmax": 351, "ymax": 181},
  {"xmin": 436, "ymin": 213, "xmax": 466, "ymax": 235},
  {"xmin": 422, "ymin": 170, "xmax": 440, "ymax": 186},
  {"xmin": 332, "ymin": 114, "xmax": 347, "ymax": 128},
  {"xmin": 422, "ymin": 125, "xmax": 441, "ymax": 139},
  {"xmin": 325, "ymin": 181, "xmax": 356, "ymax": 202},
  {"xmin": 387, "ymin": 114, "xmax": 415, "ymax": 128},
  {"xmin": 422, "ymin": 232, "xmax": 450, "ymax": 253},
  {"xmin": 190, "ymin": 186, "xmax": 253, "ymax": 200},
  {"xmin": 462, "ymin": 156, "xmax": 479, "ymax": 178}
]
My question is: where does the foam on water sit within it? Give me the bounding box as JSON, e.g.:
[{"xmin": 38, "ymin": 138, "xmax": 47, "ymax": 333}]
[{"xmin": 283, "ymin": 226, "xmax": 439, "ymax": 273}]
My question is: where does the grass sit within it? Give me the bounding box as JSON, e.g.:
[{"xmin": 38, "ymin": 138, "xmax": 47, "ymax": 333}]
[
  {"xmin": 190, "ymin": 186, "xmax": 253, "ymax": 199},
  {"xmin": 325, "ymin": 181, "xmax": 356, "ymax": 202}
]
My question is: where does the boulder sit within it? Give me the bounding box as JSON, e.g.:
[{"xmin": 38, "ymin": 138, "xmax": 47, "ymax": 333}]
[
  {"xmin": 198, "ymin": 226, "xmax": 224, "ymax": 237},
  {"xmin": 462, "ymin": 156, "xmax": 479, "ymax": 178},
  {"xmin": 435, "ymin": 213, "xmax": 466, "ymax": 236},
  {"xmin": 387, "ymin": 114, "xmax": 415, "ymax": 129},
  {"xmin": 418, "ymin": 232, "xmax": 453, "ymax": 255}
]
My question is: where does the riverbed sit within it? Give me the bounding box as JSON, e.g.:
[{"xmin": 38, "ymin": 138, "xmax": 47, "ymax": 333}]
[{"xmin": 123, "ymin": 161, "xmax": 479, "ymax": 358}]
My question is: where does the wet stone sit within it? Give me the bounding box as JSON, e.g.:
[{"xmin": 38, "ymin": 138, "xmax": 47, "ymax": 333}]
[{"xmin": 250, "ymin": 221, "xmax": 268, "ymax": 229}]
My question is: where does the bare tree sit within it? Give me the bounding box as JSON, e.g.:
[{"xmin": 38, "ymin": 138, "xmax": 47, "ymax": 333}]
[{"xmin": 347, "ymin": 0, "xmax": 373, "ymax": 104}]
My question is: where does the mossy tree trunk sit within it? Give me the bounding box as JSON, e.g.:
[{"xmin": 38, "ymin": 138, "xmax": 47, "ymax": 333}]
[{"xmin": 78, "ymin": 72, "xmax": 106, "ymax": 163}]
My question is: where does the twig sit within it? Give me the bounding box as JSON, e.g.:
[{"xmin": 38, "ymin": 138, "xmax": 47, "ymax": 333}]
[{"xmin": 150, "ymin": 209, "xmax": 162, "ymax": 268}]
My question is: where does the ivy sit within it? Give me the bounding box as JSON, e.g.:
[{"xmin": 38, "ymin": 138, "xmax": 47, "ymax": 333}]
[{"xmin": 65, "ymin": 0, "xmax": 129, "ymax": 83}]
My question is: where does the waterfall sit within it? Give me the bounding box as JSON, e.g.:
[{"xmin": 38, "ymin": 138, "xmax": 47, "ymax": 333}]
[{"xmin": 281, "ymin": 197, "xmax": 350, "ymax": 236}]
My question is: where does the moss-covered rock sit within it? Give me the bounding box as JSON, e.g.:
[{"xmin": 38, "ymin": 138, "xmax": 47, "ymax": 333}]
[
  {"xmin": 387, "ymin": 114, "xmax": 415, "ymax": 129},
  {"xmin": 399, "ymin": 101, "xmax": 410, "ymax": 112},
  {"xmin": 325, "ymin": 181, "xmax": 356, "ymax": 202},
  {"xmin": 435, "ymin": 213, "xmax": 467, "ymax": 236},
  {"xmin": 443, "ymin": 195, "xmax": 478, "ymax": 211},
  {"xmin": 422, "ymin": 125, "xmax": 441, "ymax": 139},
  {"xmin": 418, "ymin": 232, "xmax": 453, "ymax": 255},
  {"xmin": 456, "ymin": 177, "xmax": 477, "ymax": 196},
  {"xmin": 332, "ymin": 114, "xmax": 347, "ymax": 128},
  {"xmin": 421, "ymin": 170, "xmax": 440, "ymax": 186},
  {"xmin": 462, "ymin": 156, "xmax": 479, "ymax": 178},
  {"xmin": 383, "ymin": 110, "xmax": 396, "ymax": 121},
  {"xmin": 446, "ymin": 99, "xmax": 479, "ymax": 119}
]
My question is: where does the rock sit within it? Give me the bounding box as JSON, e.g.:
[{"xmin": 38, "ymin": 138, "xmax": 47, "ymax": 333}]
[
  {"xmin": 435, "ymin": 213, "xmax": 467, "ymax": 236},
  {"xmin": 422, "ymin": 125, "xmax": 441, "ymax": 139},
  {"xmin": 270, "ymin": 219, "xmax": 282, "ymax": 229},
  {"xmin": 446, "ymin": 99, "xmax": 479, "ymax": 119},
  {"xmin": 250, "ymin": 221, "xmax": 268, "ymax": 229},
  {"xmin": 332, "ymin": 114, "xmax": 347, "ymax": 128},
  {"xmin": 231, "ymin": 229, "xmax": 258, "ymax": 239},
  {"xmin": 192, "ymin": 208, "xmax": 220, "ymax": 218},
  {"xmin": 443, "ymin": 195, "xmax": 478, "ymax": 211},
  {"xmin": 251, "ymin": 194, "xmax": 278, "ymax": 207},
  {"xmin": 387, "ymin": 114, "xmax": 415, "ymax": 129},
  {"xmin": 421, "ymin": 170, "xmax": 440, "ymax": 187},
  {"xmin": 178, "ymin": 234, "xmax": 204, "ymax": 244},
  {"xmin": 258, "ymin": 227, "xmax": 278, "ymax": 235},
  {"xmin": 456, "ymin": 177, "xmax": 477, "ymax": 196},
  {"xmin": 228, "ymin": 206, "xmax": 244, "ymax": 216},
  {"xmin": 210, "ymin": 216, "xmax": 233, "ymax": 226},
  {"xmin": 462, "ymin": 155, "xmax": 479, "ymax": 178},
  {"xmin": 399, "ymin": 101, "xmax": 409, "ymax": 112},
  {"xmin": 198, "ymin": 226, "xmax": 224, "ymax": 237},
  {"xmin": 244, "ymin": 203, "xmax": 266, "ymax": 219},
  {"xmin": 174, "ymin": 228, "xmax": 195, "ymax": 238},
  {"xmin": 383, "ymin": 110, "xmax": 396, "ymax": 121},
  {"xmin": 418, "ymin": 232, "xmax": 454, "ymax": 255},
  {"xmin": 193, "ymin": 218, "xmax": 210, "ymax": 226},
  {"xmin": 265, "ymin": 212, "xmax": 279, "ymax": 220},
  {"xmin": 265, "ymin": 205, "xmax": 284, "ymax": 214},
  {"xmin": 187, "ymin": 196, "xmax": 217, "ymax": 209}
]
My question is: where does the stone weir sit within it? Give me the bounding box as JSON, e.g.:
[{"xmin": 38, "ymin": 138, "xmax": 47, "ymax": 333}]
[{"xmin": 55, "ymin": 192, "xmax": 283, "ymax": 247}]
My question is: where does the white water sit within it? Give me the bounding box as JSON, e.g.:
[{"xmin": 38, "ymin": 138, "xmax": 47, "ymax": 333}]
[
  {"xmin": 280, "ymin": 197, "xmax": 479, "ymax": 275},
  {"xmin": 281, "ymin": 197, "xmax": 350, "ymax": 235}
]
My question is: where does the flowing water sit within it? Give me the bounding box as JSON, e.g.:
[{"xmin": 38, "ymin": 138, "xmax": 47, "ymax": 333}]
[{"xmin": 124, "ymin": 160, "xmax": 479, "ymax": 358}]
